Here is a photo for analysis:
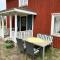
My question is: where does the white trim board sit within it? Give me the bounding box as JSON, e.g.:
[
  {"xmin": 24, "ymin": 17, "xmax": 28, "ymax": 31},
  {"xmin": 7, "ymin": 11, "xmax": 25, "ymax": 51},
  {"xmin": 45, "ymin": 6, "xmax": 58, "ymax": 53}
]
[
  {"xmin": 0, "ymin": 8, "xmax": 37, "ymax": 15},
  {"xmin": 51, "ymin": 13, "xmax": 60, "ymax": 37}
]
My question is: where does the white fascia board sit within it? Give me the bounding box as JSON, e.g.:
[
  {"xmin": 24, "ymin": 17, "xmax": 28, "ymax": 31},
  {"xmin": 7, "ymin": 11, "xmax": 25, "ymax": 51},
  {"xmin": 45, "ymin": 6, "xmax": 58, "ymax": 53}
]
[
  {"xmin": 0, "ymin": 10, "xmax": 14, "ymax": 15},
  {"xmin": 0, "ymin": 8, "xmax": 37, "ymax": 15},
  {"xmin": 15, "ymin": 8, "xmax": 37, "ymax": 15},
  {"xmin": 0, "ymin": 10, "xmax": 15, "ymax": 15}
]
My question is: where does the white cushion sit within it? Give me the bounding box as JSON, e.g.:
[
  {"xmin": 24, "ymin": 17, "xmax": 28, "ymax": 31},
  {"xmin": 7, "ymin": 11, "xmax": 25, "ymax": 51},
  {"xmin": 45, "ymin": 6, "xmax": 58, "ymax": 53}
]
[
  {"xmin": 23, "ymin": 43, "xmax": 26, "ymax": 49},
  {"xmin": 34, "ymin": 48, "xmax": 39, "ymax": 54}
]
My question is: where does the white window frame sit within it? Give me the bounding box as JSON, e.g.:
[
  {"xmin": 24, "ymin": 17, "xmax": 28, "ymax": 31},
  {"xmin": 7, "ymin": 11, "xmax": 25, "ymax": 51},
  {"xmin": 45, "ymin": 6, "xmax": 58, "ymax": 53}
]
[
  {"xmin": 19, "ymin": 0, "xmax": 28, "ymax": 7},
  {"xmin": 51, "ymin": 13, "xmax": 60, "ymax": 37}
]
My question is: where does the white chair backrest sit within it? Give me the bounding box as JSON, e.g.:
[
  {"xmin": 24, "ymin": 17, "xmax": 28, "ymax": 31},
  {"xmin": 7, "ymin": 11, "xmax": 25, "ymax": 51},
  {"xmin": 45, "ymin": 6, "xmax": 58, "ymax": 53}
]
[{"xmin": 37, "ymin": 34, "xmax": 53, "ymax": 42}]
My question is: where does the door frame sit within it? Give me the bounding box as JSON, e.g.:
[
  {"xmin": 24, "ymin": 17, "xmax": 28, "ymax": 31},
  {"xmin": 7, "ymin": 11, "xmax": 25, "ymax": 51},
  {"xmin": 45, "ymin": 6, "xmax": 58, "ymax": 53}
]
[{"xmin": 17, "ymin": 15, "xmax": 34, "ymax": 36}]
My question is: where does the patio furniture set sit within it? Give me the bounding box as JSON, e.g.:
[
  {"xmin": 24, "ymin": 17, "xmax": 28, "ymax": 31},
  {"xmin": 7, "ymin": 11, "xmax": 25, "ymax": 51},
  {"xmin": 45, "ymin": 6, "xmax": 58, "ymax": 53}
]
[{"xmin": 16, "ymin": 34, "xmax": 53, "ymax": 60}]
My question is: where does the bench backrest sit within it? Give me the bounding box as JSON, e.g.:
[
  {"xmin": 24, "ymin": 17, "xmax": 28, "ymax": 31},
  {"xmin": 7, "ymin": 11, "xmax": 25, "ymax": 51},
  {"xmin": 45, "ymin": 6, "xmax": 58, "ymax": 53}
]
[{"xmin": 37, "ymin": 34, "xmax": 53, "ymax": 42}]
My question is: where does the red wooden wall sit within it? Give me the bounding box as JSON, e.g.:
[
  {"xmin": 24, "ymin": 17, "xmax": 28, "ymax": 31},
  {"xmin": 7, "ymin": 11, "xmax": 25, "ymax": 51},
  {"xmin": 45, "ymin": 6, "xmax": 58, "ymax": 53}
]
[
  {"xmin": 6, "ymin": 0, "xmax": 18, "ymax": 28},
  {"xmin": 6, "ymin": 0, "xmax": 60, "ymax": 48},
  {"xmin": 28, "ymin": 0, "xmax": 60, "ymax": 48},
  {"xmin": 6, "ymin": 0, "xmax": 18, "ymax": 9}
]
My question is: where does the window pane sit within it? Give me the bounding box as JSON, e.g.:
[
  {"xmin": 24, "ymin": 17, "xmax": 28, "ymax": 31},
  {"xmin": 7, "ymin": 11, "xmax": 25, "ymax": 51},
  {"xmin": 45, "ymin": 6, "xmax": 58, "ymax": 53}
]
[
  {"xmin": 19, "ymin": 0, "xmax": 28, "ymax": 7},
  {"xmin": 27, "ymin": 15, "xmax": 32, "ymax": 30},
  {"xmin": 21, "ymin": 16, "xmax": 26, "ymax": 31},
  {"xmin": 17, "ymin": 16, "xmax": 21, "ymax": 31},
  {"xmin": 54, "ymin": 16, "xmax": 60, "ymax": 33}
]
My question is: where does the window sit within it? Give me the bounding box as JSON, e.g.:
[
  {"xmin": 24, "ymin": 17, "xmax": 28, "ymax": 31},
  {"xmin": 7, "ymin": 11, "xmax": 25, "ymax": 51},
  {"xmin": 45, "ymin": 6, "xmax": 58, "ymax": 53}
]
[
  {"xmin": 0, "ymin": 0, "xmax": 6, "ymax": 11},
  {"xmin": 19, "ymin": 0, "xmax": 28, "ymax": 7},
  {"xmin": 51, "ymin": 13, "xmax": 60, "ymax": 37}
]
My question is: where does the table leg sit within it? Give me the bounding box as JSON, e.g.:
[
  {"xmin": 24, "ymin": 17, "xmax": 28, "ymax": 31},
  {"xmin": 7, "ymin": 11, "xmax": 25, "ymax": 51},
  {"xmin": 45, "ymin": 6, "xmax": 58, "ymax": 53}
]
[
  {"xmin": 43, "ymin": 47, "xmax": 45, "ymax": 60},
  {"xmin": 51, "ymin": 42, "xmax": 53, "ymax": 60}
]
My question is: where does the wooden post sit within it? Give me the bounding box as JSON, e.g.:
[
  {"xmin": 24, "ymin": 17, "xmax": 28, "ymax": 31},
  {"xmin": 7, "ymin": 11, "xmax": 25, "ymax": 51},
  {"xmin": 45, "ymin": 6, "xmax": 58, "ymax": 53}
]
[
  {"xmin": 14, "ymin": 14, "xmax": 17, "ymax": 43},
  {"xmin": 2, "ymin": 16, "xmax": 4, "ymax": 38},
  {"xmin": 10, "ymin": 16, "xmax": 12, "ymax": 38}
]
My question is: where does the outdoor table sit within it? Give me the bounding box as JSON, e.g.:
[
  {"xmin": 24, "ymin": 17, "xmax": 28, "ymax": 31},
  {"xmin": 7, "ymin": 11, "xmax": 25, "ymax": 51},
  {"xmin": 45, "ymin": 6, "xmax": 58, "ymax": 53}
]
[{"xmin": 24, "ymin": 37, "xmax": 52, "ymax": 60}]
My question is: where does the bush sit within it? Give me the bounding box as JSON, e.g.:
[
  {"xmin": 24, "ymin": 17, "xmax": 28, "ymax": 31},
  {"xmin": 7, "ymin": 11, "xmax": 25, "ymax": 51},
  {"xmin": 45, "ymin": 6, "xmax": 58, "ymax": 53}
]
[{"xmin": 4, "ymin": 40, "xmax": 14, "ymax": 49}]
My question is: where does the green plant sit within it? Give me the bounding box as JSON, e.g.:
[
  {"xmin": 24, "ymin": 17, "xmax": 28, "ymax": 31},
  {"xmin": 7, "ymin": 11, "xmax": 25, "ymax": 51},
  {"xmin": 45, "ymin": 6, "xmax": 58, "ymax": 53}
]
[{"xmin": 4, "ymin": 40, "xmax": 14, "ymax": 49}]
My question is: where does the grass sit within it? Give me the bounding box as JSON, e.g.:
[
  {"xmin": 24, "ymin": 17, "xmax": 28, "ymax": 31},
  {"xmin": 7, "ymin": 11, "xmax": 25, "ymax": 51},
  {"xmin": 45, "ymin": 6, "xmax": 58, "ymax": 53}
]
[{"xmin": 0, "ymin": 38, "xmax": 60, "ymax": 60}]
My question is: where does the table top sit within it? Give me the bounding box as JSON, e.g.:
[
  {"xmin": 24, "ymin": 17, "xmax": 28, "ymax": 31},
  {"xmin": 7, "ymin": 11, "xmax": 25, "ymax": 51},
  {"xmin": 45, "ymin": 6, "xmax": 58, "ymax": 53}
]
[{"xmin": 25, "ymin": 37, "xmax": 52, "ymax": 47}]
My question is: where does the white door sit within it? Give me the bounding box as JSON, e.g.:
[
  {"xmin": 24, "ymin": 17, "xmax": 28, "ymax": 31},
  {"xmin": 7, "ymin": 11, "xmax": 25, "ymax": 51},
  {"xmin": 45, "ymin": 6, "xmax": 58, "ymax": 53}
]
[{"xmin": 17, "ymin": 15, "xmax": 33, "ymax": 39}]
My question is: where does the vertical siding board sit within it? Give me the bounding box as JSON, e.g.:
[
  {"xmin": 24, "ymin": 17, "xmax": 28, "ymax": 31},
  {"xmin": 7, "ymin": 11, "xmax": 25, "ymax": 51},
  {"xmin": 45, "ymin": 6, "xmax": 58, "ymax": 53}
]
[{"xmin": 53, "ymin": 37, "xmax": 60, "ymax": 48}]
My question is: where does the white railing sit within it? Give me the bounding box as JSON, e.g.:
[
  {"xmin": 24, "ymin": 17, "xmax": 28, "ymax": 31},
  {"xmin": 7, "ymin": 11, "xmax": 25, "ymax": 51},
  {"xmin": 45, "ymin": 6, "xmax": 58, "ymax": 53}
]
[
  {"xmin": 11, "ymin": 31, "xmax": 15, "ymax": 39},
  {"xmin": 17, "ymin": 30, "xmax": 33, "ymax": 39},
  {"xmin": 2, "ymin": 28, "xmax": 33, "ymax": 40},
  {"xmin": 4, "ymin": 28, "xmax": 10, "ymax": 36},
  {"xmin": 0, "ymin": 27, "xmax": 10, "ymax": 37},
  {"xmin": 4, "ymin": 28, "xmax": 15, "ymax": 36}
]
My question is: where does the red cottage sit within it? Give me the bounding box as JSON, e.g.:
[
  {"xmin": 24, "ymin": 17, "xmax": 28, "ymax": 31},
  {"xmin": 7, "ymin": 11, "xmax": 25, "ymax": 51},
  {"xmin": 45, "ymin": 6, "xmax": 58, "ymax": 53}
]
[{"xmin": 0, "ymin": 0, "xmax": 60, "ymax": 48}]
